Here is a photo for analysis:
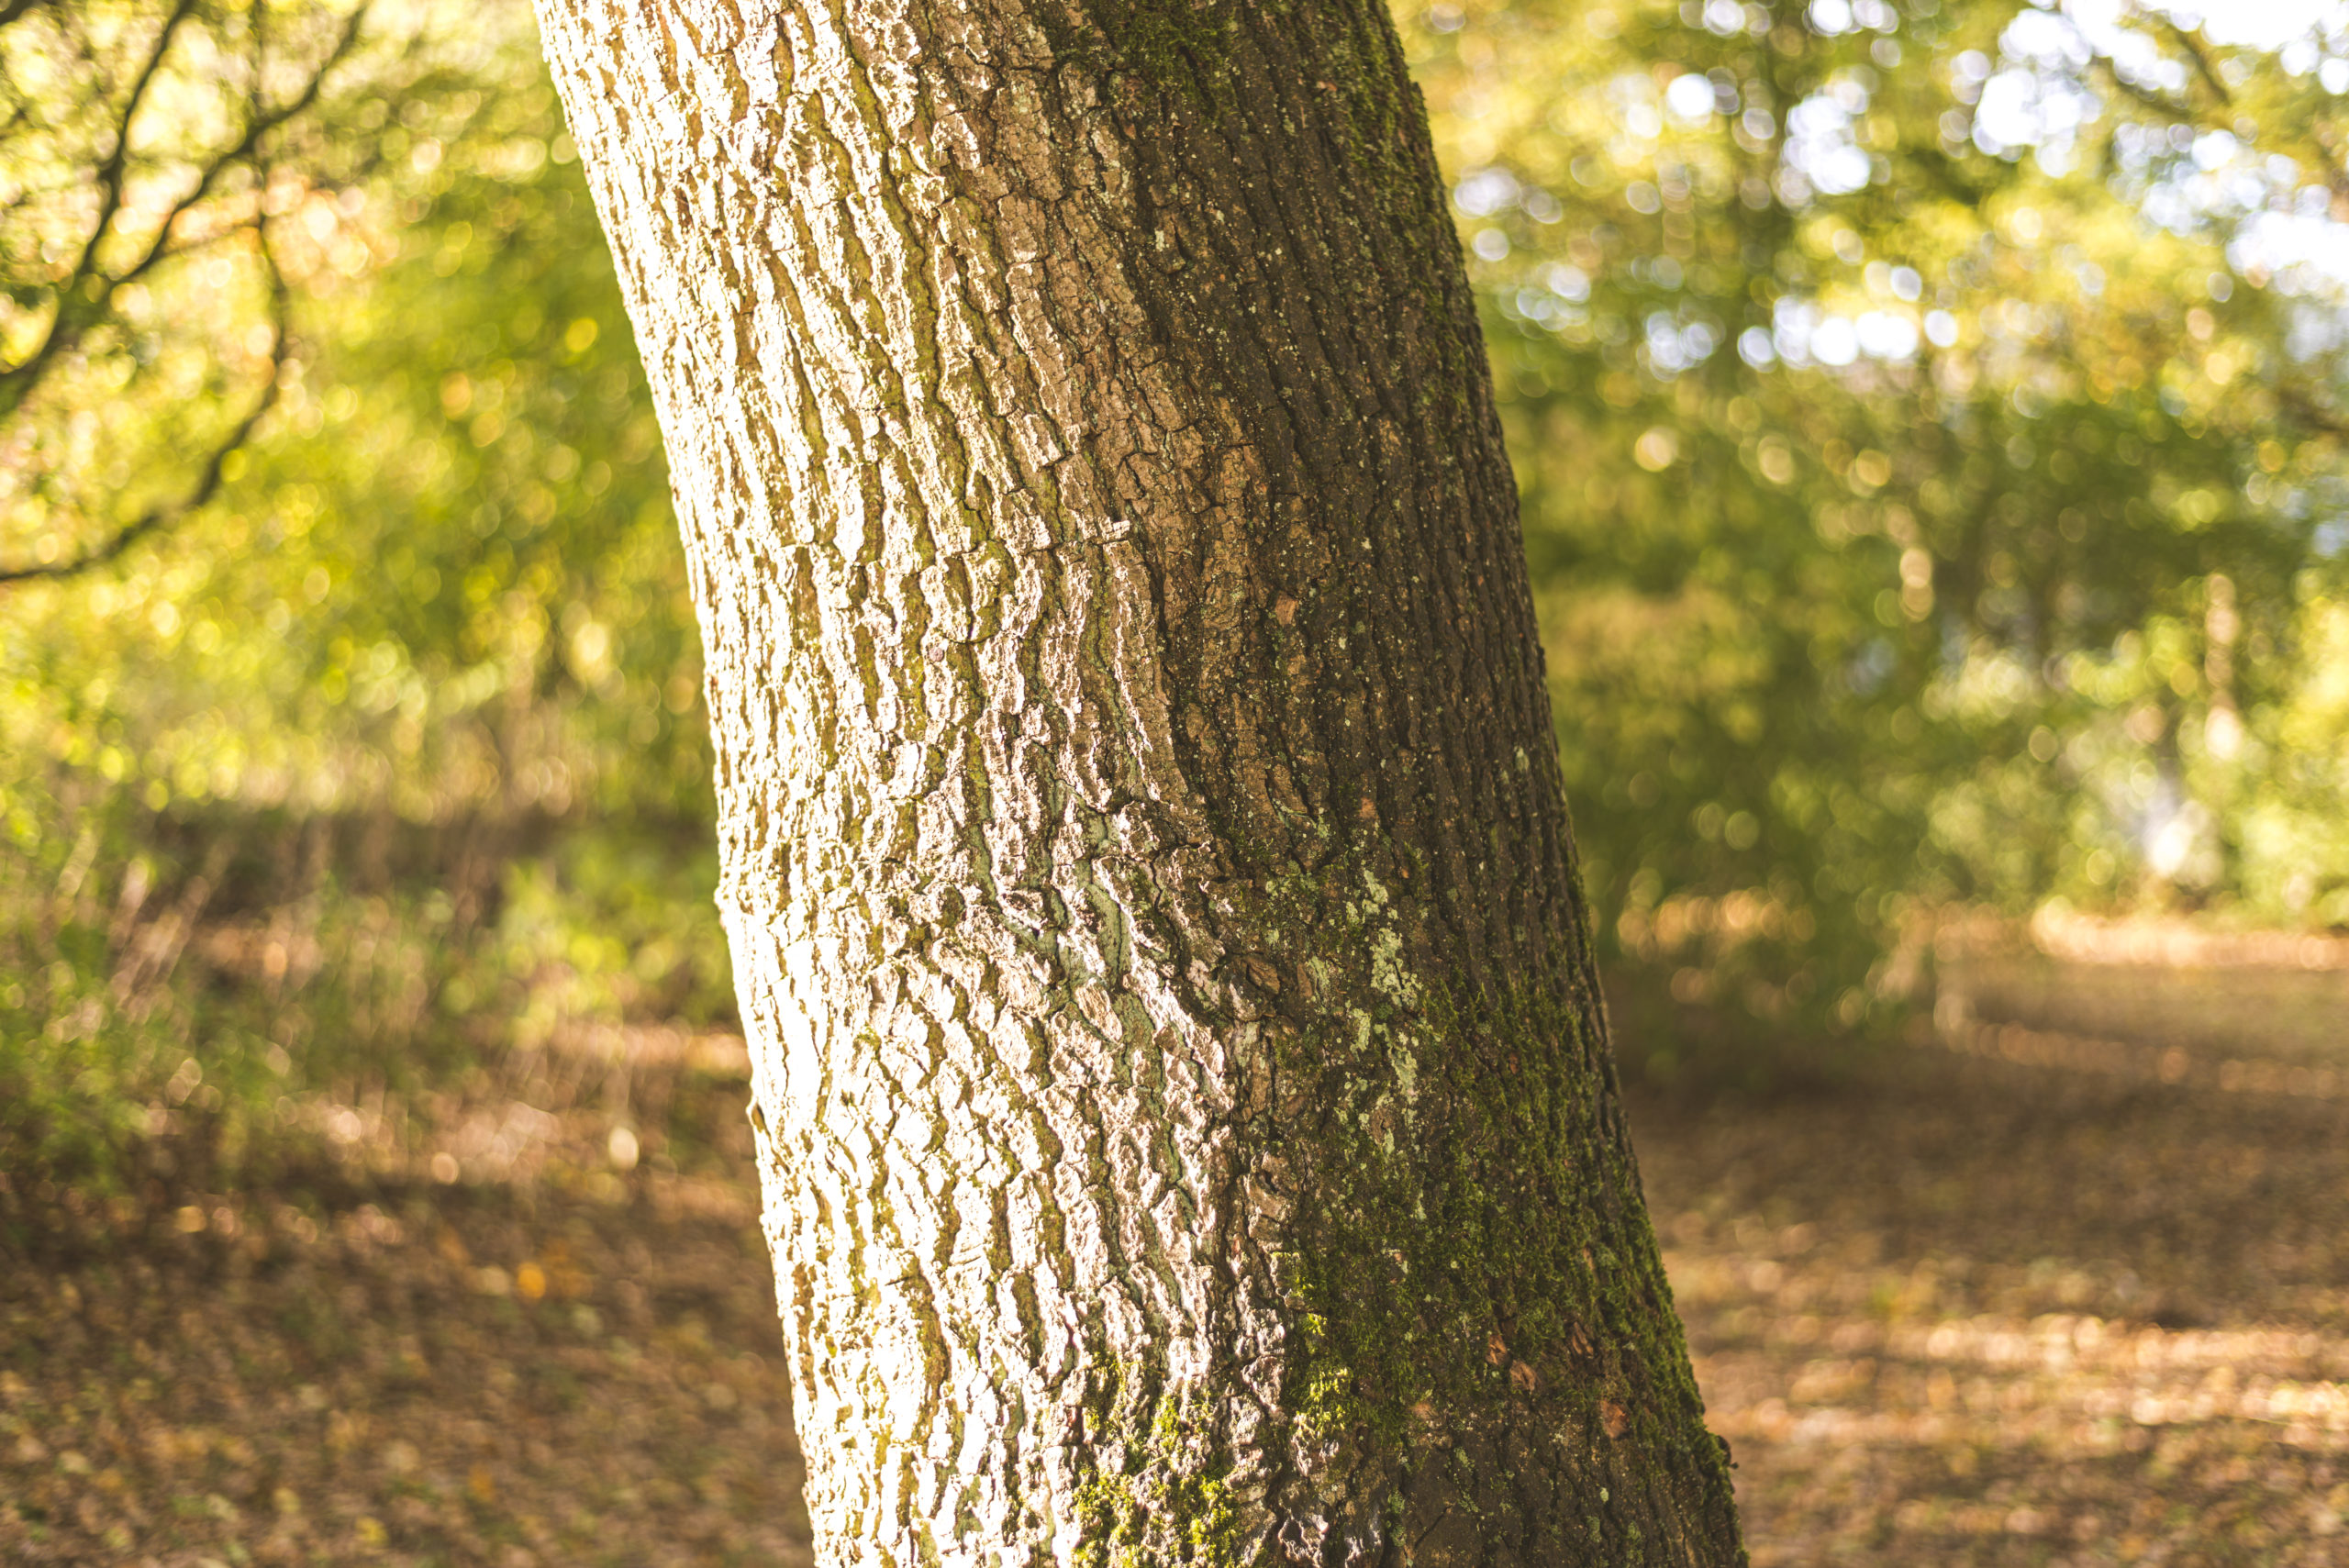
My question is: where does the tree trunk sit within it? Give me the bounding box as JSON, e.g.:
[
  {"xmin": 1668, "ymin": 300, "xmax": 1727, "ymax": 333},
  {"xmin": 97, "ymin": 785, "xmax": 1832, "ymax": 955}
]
[{"xmin": 534, "ymin": 0, "xmax": 1744, "ymax": 1562}]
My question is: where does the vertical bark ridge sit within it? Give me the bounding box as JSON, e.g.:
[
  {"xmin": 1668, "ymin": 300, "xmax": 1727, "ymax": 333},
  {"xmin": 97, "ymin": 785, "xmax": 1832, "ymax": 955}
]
[{"xmin": 534, "ymin": 0, "xmax": 1745, "ymax": 1561}]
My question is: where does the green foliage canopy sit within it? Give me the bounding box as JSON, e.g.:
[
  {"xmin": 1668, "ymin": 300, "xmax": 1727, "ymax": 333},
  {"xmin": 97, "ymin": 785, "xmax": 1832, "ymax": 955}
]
[
  {"xmin": 1403, "ymin": 0, "xmax": 2349, "ymax": 1033},
  {"xmin": 11, "ymin": 0, "xmax": 2349, "ymax": 1177},
  {"xmin": 0, "ymin": 0, "xmax": 719, "ymax": 1184}
]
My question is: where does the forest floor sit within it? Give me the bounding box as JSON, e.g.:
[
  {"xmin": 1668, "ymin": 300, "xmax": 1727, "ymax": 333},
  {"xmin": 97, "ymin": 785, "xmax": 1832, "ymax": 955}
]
[
  {"xmin": 1648, "ymin": 948, "xmax": 2349, "ymax": 1566},
  {"xmin": 6, "ymin": 953, "xmax": 2347, "ymax": 1566}
]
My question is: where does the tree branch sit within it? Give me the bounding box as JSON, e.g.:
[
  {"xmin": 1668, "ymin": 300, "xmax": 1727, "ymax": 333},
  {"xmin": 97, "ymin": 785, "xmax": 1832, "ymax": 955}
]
[
  {"xmin": 0, "ymin": 0, "xmax": 198, "ymax": 413},
  {"xmin": 0, "ymin": 227, "xmax": 287, "ymax": 587},
  {"xmin": 2162, "ymin": 18, "xmax": 2236, "ymax": 113},
  {"xmin": 2090, "ymin": 57, "xmax": 2198, "ymax": 126},
  {"xmin": 2270, "ymin": 384, "xmax": 2349, "ymax": 443},
  {"xmin": 0, "ymin": 0, "xmax": 367, "ymax": 421}
]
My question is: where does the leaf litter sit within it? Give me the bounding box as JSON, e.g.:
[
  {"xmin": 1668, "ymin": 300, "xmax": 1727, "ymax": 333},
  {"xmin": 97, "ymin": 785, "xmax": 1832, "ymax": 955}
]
[
  {"xmin": 0, "ymin": 1076, "xmax": 812, "ymax": 1568},
  {"xmin": 6, "ymin": 951, "xmax": 2346, "ymax": 1564},
  {"xmin": 1640, "ymin": 951, "xmax": 2349, "ymax": 1565}
]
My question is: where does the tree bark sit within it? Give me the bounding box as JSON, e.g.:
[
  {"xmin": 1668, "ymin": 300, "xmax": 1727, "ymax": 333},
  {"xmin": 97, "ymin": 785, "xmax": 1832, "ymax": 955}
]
[{"xmin": 533, "ymin": 0, "xmax": 1745, "ymax": 1562}]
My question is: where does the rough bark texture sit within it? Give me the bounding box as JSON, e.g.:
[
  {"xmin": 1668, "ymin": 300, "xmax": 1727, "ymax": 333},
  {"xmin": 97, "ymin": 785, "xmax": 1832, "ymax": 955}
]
[{"xmin": 532, "ymin": 0, "xmax": 1745, "ymax": 1562}]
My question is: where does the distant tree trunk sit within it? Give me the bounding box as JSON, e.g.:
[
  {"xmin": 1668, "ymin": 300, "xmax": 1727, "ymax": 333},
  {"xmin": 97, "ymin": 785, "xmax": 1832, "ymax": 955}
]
[{"xmin": 535, "ymin": 0, "xmax": 1744, "ymax": 1561}]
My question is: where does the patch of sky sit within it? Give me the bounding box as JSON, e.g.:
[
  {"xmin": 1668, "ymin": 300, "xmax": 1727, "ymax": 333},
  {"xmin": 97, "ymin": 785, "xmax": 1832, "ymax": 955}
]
[
  {"xmin": 1854, "ymin": 311, "xmax": 1920, "ymax": 359},
  {"xmin": 1782, "ymin": 76, "xmax": 1875, "ymax": 199},
  {"xmin": 1610, "ymin": 72, "xmax": 1665, "ymax": 141},
  {"xmin": 1695, "ymin": 0, "xmax": 1766, "ymax": 38},
  {"xmin": 1542, "ymin": 263, "xmax": 1592, "ymax": 303},
  {"xmin": 1772, "ymin": 298, "xmax": 1922, "ymax": 366},
  {"xmin": 1645, "ymin": 312, "xmax": 1722, "ymax": 374},
  {"xmin": 1665, "ymin": 72, "xmax": 1720, "ymax": 121},
  {"xmin": 1952, "ymin": 2, "xmax": 2349, "ymax": 305},
  {"xmin": 1972, "ymin": 8, "xmax": 2099, "ymax": 174},
  {"xmin": 1755, "ymin": 0, "xmax": 2349, "ymax": 378},
  {"xmin": 1453, "ymin": 167, "xmax": 1521, "ymax": 217},
  {"xmin": 1808, "ymin": 0, "xmax": 1901, "ymax": 36}
]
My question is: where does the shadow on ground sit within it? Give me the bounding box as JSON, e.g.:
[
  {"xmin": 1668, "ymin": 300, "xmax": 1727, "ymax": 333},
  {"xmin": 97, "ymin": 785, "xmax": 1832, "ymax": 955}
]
[
  {"xmin": 7, "ymin": 957, "xmax": 2346, "ymax": 1565},
  {"xmin": 1638, "ymin": 965, "xmax": 2349, "ymax": 1566},
  {"xmin": 0, "ymin": 1162, "xmax": 811, "ymax": 1566}
]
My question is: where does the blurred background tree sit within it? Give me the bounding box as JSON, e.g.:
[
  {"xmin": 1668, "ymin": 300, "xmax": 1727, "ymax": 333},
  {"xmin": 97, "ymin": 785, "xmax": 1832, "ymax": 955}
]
[
  {"xmin": 1407, "ymin": 0, "xmax": 2349, "ymax": 1066},
  {"xmin": 8, "ymin": 0, "xmax": 2349, "ymax": 1185},
  {"xmin": 0, "ymin": 0, "xmax": 720, "ymax": 1189}
]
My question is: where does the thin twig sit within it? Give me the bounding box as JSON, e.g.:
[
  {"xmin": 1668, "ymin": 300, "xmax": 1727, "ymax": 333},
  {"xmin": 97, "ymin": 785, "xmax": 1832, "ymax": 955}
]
[
  {"xmin": 0, "ymin": 0, "xmax": 198, "ymax": 416},
  {"xmin": 0, "ymin": 0, "xmax": 373, "ymax": 587},
  {"xmin": 2162, "ymin": 18, "xmax": 2236, "ymax": 111},
  {"xmin": 0, "ymin": 0, "xmax": 368, "ymax": 419},
  {"xmin": 0, "ymin": 226, "xmax": 289, "ymax": 586}
]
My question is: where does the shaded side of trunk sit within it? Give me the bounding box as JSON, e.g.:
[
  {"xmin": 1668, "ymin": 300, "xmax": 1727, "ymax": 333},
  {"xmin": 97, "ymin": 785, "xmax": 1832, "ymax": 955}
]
[{"xmin": 534, "ymin": 0, "xmax": 1745, "ymax": 1562}]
